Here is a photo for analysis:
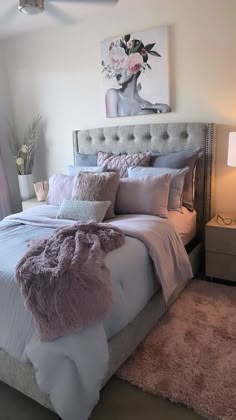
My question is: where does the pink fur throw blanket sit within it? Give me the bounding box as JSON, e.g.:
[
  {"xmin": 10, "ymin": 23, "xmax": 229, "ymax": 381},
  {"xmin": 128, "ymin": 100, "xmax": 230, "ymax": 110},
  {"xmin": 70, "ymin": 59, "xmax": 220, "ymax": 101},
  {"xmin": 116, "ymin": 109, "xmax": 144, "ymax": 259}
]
[{"xmin": 15, "ymin": 222, "xmax": 125, "ymax": 341}]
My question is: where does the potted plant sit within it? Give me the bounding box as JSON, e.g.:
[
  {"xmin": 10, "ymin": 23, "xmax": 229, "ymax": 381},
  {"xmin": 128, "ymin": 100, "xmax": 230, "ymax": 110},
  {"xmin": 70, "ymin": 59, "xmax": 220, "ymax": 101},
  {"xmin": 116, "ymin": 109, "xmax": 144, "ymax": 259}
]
[{"xmin": 9, "ymin": 115, "xmax": 42, "ymax": 201}]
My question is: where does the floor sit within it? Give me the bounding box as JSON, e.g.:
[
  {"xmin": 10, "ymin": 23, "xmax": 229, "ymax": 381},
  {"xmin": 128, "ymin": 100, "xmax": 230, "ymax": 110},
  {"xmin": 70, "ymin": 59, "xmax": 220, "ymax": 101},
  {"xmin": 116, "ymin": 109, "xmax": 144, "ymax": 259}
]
[{"xmin": 0, "ymin": 377, "xmax": 203, "ymax": 420}]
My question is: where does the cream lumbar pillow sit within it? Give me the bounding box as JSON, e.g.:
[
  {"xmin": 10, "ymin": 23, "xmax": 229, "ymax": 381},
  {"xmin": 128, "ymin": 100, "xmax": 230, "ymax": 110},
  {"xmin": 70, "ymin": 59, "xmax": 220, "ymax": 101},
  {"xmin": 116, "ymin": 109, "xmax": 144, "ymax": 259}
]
[{"xmin": 72, "ymin": 171, "xmax": 120, "ymax": 219}]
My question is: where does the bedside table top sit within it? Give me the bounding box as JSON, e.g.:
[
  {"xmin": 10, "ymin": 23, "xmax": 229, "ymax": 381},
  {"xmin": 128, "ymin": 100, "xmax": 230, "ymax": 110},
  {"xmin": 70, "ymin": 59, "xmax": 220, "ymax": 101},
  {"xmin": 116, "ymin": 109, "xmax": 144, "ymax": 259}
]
[
  {"xmin": 22, "ymin": 197, "xmax": 45, "ymax": 205},
  {"xmin": 206, "ymin": 214, "xmax": 236, "ymax": 229}
]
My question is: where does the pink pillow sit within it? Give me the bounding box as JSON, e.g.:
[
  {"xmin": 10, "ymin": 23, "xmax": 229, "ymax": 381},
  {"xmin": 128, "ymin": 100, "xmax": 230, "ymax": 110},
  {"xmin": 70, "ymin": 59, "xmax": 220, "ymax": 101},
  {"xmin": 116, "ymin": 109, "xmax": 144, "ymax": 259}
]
[
  {"xmin": 115, "ymin": 174, "xmax": 171, "ymax": 218},
  {"xmin": 72, "ymin": 171, "xmax": 120, "ymax": 219},
  {"xmin": 97, "ymin": 151, "xmax": 151, "ymax": 177}
]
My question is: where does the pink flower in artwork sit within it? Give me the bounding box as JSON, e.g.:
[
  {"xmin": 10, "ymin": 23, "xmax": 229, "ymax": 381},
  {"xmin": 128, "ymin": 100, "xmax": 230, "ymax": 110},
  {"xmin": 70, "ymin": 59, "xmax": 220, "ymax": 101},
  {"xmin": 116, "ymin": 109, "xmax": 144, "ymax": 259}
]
[
  {"xmin": 108, "ymin": 43, "xmax": 127, "ymax": 72},
  {"xmin": 141, "ymin": 48, "xmax": 147, "ymax": 57},
  {"xmin": 101, "ymin": 34, "xmax": 161, "ymax": 79},
  {"xmin": 125, "ymin": 53, "xmax": 143, "ymax": 74}
]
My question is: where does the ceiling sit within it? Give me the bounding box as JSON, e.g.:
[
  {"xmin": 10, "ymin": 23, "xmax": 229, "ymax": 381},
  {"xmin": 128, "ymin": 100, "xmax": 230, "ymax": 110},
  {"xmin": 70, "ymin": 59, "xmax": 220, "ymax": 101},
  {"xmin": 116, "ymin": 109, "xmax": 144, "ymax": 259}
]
[{"xmin": 0, "ymin": 1, "xmax": 118, "ymax": 40}]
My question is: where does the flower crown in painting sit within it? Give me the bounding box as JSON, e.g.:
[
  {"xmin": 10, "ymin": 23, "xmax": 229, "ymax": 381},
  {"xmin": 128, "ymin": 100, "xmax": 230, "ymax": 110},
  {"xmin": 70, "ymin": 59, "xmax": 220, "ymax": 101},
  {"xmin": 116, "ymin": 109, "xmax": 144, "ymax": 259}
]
[{"xmin": 101, "ymin": 33, "xmax": 161, "ymax": 79}]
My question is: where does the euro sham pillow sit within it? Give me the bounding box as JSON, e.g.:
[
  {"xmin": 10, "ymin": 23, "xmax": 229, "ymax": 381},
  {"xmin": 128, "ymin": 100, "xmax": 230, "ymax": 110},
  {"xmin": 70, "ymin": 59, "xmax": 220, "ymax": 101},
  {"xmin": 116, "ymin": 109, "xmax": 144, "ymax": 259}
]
[
  {"xmin": 150, "ymin": 147, "xmax": 202, "ymax": 210},
  {"xmin": 128, "ymin": 166, "xmax": 189, "ymax": 211},
  {"xmin": 47, "ymin": 174, "xmax": 74, "ymax": 206},
  {"xmin": 97, "ymin": 151, "xmax": 151, "ymax": 178},
  {"xmin": 115, "ymin": 174, "xmax": 171, "ymax": 218},
  {"xmin": 72, "ymin": 171, "xmax": 120, "ymax": 219},
  {"xmin": 67, "ymin": 164, "xmax": 107, "ymax": 176},
  {"xmin": 74, "ymin": 152, "xmax": 97, "ymax": 167},
  {"xmin": 57, "ymin": 200, "xmax": 111, "ymax": 222}
]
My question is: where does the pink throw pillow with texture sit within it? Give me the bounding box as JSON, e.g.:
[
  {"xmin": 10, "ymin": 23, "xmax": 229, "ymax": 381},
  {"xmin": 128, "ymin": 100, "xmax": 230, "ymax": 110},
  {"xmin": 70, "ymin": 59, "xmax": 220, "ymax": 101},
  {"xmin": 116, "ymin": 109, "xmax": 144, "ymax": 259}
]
[
  {"xmin": 115, "ymin": 174, "xmax": 171, "ymax": 218},
  {"xmin": 97, "ymin": 151, "xmax": 151, "ymax": 178},
  {"xmin": 72, "ymin": 171, "xmax": 120, "ymax": 219}
]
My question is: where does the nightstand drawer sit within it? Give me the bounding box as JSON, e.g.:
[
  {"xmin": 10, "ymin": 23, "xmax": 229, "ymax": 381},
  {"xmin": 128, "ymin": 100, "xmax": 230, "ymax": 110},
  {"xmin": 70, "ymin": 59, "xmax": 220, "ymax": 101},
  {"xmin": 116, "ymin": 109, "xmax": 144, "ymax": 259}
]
[
  {"xmin": 206, "ymin": 251, "xmax": 236, "ymax": 282},
  {"xmin": 205, "ymin": 226, "xmax": 236, "ymax": 255}
]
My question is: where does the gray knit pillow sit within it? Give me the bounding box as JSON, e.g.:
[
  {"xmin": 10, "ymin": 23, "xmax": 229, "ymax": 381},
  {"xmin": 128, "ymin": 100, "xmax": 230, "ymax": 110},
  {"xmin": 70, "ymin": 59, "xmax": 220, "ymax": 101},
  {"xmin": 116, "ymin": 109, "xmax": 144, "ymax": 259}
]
[
  {"xmin": 72, "ymin": 172, "xmax": 120, "ymax": 219},
  {"xmin": 57, "ymin": 200, "xmax": 111, "ymax": 222}
]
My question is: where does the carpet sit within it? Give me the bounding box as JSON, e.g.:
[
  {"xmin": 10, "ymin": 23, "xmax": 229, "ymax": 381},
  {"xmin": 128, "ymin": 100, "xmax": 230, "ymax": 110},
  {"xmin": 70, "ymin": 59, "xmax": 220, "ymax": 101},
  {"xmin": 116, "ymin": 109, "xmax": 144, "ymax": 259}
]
[{"xmin": 117, "ymin": 280, "xmax": 236, "ymax": 420}]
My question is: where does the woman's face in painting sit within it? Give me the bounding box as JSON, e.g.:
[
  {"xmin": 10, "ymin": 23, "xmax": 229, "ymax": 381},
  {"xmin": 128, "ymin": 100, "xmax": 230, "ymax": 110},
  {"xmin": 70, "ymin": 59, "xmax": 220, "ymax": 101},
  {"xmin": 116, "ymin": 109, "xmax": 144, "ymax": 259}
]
[{"xmin": 115, "ymin": 68, "xmax": 133, "ymax": 85}]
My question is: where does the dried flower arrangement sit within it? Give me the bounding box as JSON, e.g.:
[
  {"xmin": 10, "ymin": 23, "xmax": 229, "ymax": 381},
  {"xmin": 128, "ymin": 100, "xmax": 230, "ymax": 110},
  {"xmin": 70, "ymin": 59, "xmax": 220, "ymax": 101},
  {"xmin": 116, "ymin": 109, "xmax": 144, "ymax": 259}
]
[{"xmin": 9, "ymin": 115, "xmax": 42, "ymax": 175}]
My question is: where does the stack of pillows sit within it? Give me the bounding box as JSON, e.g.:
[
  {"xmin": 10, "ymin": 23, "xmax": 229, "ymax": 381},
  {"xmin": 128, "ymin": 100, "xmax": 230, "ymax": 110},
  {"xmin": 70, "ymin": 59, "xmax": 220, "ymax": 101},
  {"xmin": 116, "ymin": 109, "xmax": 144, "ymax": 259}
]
[{"xmin": 47, "ymin": 148, "xmax": 202, "ymax": 223}]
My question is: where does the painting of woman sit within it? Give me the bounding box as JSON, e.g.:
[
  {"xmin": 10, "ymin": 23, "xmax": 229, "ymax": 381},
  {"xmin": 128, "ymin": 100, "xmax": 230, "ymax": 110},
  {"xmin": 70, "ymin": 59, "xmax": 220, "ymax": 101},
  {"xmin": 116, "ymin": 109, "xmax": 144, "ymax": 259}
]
[{"xmin": 101, "ymin": 26, "xmax": 171, "ymax": 118}]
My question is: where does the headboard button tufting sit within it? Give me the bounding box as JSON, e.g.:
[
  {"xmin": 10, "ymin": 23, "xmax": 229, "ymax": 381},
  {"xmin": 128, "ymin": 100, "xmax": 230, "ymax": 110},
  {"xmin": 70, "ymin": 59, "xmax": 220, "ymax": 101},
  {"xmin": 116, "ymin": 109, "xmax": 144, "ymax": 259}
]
[
  {"xmin": 181, "ymin": 132, "xmax": 189, "ymax": 139},
  {"xmin": 162, "ymin": 132, "xmax": 169, "ymax": 140}
]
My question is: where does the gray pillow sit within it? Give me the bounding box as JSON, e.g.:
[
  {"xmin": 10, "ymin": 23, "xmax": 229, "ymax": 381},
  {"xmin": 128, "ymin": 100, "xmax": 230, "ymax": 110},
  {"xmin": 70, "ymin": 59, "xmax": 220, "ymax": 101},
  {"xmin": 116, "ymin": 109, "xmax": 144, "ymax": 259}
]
[
  {"xmin": 67, "ymin": 164, "xmax": 107, "ymax": 176},
  {"xmin": 57, "ymin": 200, "xmax": 111, "ymax": 222},
  {"xmin": 115, "ymin": 174, "xmax": 171, "ymax": 218},
  {"xmin": 75, "ymin": 153, "xmax": 97, "ymax": 167},
  {"xmin": 72, "ymin": 171, "xmax": 120, "ymax": 219},
  {"xmin": 128, "ymin": 166, "xmax": 189, "ymax": 211},
  {"xmin": 150, "ymin": 147, "xmax": 201, "ymax": 210}
]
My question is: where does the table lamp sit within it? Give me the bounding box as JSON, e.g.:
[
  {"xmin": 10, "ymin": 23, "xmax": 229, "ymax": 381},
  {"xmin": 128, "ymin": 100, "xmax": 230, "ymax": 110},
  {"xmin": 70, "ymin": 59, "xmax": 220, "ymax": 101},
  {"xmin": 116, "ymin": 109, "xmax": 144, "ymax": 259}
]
[{"xmin": 227, "ymin": 132, "xmax": 236, "ymax": 166}]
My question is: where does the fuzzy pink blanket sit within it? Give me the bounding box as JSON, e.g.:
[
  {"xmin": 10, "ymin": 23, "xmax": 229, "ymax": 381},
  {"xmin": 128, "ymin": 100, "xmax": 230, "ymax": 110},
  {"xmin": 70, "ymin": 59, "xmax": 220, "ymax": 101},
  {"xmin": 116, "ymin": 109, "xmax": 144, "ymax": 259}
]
[{"xmin": 15, "ymin": 222, "xmax": 125, "ymax": 341}]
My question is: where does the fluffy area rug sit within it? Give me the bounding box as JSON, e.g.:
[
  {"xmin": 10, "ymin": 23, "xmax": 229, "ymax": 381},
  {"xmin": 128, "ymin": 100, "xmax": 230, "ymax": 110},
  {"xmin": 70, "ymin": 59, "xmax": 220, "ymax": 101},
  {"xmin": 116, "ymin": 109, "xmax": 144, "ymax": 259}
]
[{"xmin": 117, "ymin": 280, "xmax": 236, "ymax": 420}]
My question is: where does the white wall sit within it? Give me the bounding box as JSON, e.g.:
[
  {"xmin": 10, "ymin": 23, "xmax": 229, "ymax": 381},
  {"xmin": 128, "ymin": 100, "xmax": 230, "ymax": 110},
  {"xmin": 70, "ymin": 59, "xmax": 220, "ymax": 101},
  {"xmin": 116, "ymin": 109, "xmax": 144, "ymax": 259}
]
[
  {"xmin": 0, "ymin": 46, "xmax": 21, "ymax": 213},
  {"xmin": 1, "ymin": 0, "xmax": 236, "ymax": 214}
]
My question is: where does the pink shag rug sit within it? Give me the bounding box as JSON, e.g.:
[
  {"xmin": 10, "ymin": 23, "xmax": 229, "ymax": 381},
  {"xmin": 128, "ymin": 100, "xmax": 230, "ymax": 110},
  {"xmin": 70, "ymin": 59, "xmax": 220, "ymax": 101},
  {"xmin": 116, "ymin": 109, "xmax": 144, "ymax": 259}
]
[{"xmin": 117, "ymin": 280, "xmax": 236, "ymax": 420}]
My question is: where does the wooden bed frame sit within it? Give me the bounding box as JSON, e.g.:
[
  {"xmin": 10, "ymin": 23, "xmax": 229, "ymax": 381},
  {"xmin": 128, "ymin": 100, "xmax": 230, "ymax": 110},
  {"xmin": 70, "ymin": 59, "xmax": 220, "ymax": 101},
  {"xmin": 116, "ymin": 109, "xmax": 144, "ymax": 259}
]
[{"xmin": 0, "ymin": 122, "xmax": 215, "ymax": 414}]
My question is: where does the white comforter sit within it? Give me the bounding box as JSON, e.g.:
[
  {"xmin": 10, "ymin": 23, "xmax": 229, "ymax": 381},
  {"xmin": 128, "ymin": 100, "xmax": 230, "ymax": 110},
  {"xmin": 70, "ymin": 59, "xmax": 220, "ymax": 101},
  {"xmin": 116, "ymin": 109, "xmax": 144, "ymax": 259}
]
[{"xmin": 1, "ymin": 206, "xmax": 192, "ymax": 420}]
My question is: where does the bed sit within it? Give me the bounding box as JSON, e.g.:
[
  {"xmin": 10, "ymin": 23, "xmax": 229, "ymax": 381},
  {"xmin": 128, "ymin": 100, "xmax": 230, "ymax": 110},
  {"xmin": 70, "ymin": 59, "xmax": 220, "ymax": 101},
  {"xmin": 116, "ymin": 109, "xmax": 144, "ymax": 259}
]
[{"xmin": 0, "ymin": 122, "xmax": 215, "ymax": 419}]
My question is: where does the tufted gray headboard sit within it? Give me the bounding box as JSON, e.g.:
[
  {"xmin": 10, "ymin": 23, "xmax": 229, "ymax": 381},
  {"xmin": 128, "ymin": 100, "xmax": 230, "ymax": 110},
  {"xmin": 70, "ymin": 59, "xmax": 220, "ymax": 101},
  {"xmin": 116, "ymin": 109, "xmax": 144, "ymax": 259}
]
[{"xmin": 73, "ymin": 123, "xmax": 215, "ymax": 240}]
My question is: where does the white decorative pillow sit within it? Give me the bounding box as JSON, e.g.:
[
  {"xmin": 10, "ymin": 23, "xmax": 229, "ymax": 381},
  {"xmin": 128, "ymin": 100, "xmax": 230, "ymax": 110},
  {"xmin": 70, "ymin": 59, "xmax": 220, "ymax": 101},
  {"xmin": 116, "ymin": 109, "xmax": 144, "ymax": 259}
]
[
  {"xmin": 128, "ymin": 166, "xmax": 189, "ymax": 211},
  {"xmin": 57, "ymin": 200, "xmax": 111, "ymax": 222},
  {"xmin": 47, "ymin": 174, "xmax": 74, "ymax": 206},
  {"xmin": 115, "ymin": 174, "xmax": 171, "ymax": 218},
  {"xmin": 67, "ymin": 164, "xmax": 107, "ymax": 176},
  {"xmin": 97, "ymin": 151, "xmax": 151, "ymax": 177}
]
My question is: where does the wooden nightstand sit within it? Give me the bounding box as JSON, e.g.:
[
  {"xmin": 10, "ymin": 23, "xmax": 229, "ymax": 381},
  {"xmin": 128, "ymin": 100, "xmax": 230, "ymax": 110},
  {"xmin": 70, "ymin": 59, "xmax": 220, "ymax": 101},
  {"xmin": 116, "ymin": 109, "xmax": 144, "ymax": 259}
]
[
  {"xmin": 22, "ymin": 197, "xmax": 46, "ymax": 211},
  {"xmin": 205, "ymin": 215, "xmax": 236, "ymax": 282}
]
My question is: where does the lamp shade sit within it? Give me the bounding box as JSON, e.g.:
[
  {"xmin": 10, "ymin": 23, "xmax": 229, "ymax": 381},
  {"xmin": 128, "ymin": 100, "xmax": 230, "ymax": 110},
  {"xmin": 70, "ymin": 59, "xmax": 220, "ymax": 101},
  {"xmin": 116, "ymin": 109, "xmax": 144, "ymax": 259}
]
[{"xmin": 227, "ymin": 132, "xmax": 236, "ymax": 167}]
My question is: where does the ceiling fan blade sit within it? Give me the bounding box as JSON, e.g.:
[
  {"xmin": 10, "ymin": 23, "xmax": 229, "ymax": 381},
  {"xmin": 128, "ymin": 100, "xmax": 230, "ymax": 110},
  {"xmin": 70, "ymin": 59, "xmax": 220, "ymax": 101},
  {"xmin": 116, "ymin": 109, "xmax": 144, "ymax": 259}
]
[
  {"xmin": 46, "ymin": 3, "xmax": 77, "ymax": 24},
  {"xmin": 47, "ymin": 0, "xmax": 118, "ymax": 4},
  {"xmin": 0, "ymin": 5, "xmax": 17, "ymax": 25}
]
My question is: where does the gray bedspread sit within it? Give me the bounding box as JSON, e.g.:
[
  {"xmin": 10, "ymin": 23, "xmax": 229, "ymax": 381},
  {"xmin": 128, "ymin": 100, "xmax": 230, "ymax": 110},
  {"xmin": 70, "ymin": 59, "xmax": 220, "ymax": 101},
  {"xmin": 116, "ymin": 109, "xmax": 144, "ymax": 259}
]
[{"xmin": 1, "ymin": 206, "xmax": 192, "ymax": 420}]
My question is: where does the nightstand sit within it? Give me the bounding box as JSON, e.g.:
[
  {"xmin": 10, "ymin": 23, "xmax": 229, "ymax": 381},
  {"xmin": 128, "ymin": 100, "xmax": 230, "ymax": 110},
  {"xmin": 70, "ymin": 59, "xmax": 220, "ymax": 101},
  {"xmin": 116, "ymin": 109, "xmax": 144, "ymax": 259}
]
[
  {"xmin": 22, "ymin": 197, "xmax": 46, "ymax": 211},
  {"xmin": 205, "ymin": 215, "xmax": 236, "ymax": 282}
]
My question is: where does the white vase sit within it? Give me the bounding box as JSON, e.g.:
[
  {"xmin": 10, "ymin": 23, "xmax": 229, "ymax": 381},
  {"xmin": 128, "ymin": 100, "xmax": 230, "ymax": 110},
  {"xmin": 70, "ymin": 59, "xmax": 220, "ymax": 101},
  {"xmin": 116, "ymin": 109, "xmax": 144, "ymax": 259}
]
[{"xmin": 18, "ymin": 174, "xmax": 35, "ymax": 201}]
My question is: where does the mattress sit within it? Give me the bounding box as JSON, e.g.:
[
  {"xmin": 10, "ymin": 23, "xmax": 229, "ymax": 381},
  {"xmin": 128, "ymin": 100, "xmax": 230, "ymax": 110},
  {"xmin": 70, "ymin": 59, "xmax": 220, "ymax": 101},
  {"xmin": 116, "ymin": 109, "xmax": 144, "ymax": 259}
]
[{"xmin": 168, "ymin": 207, "xmax": 197, "ymax": 246}]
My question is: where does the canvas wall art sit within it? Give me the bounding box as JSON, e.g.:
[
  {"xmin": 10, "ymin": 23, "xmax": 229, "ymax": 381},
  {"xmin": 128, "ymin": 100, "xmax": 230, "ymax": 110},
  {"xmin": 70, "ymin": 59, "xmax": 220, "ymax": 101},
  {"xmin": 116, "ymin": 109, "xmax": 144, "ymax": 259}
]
[{"xmin": 101, "ymin": 25, "xmax": 170, "ymax": 118}]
